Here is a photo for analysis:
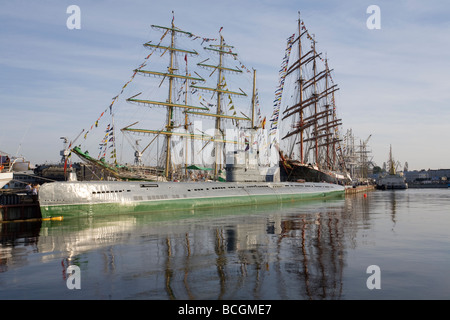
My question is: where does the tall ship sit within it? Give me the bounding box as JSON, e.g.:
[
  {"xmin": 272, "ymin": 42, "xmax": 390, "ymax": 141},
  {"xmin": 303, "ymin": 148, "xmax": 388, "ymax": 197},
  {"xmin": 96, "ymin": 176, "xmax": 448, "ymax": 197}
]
[
  {"xmin": 68, "ymin": 15, "xmax": 260, "ymax": 182},
  {"xmin": 267, "ymin": 13, "xmax": 351, "ymax": 184},
  {"xmin": 376, "ymin": 145, "xmax": 407, "ymax": 190},
  {"xmin": 38, "ymin": 15, "xmax": 345, "ymax": 219}
]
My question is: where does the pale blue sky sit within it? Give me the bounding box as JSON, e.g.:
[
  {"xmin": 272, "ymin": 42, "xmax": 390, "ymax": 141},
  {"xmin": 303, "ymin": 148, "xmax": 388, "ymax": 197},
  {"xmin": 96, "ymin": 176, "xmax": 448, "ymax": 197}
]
[{"xmin": 1, "ymin": 0, "xmax": 449, "ymax": 170}]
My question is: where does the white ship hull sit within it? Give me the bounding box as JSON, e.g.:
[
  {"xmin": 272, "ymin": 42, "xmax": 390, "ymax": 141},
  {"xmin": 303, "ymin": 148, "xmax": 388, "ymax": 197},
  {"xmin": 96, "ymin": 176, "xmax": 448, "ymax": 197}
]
[
  {"xmin": 0, "ymin": 172, "xmax": 13, "ymax": 189},
  {"xmin": 376, "ymin": 174, "xmax": 408, "ymax": 190},
  {"xmin": 39, "ymin": 180, "xmax": 345, "ymax": 219}
]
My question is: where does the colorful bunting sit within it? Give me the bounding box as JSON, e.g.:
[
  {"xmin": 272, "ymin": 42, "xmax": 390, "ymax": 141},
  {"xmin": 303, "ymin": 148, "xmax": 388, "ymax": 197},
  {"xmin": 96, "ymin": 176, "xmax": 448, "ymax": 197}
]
[
  {"xmin": 269, "ymin": 34, "xmax": 296, "ymax": 146},
  {"xmin": 79, "ymin": 20, "xmax": 266, "ymax": 165}
]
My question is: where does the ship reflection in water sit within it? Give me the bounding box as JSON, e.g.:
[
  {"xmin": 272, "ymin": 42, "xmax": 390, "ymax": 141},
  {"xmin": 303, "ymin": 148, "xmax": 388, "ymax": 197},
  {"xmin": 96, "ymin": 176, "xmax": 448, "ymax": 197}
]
[
  {"xmin": 1, "ymin": 189, "xmax": 450, "ymax": 300},
  {"xmin": 0, "ymin": 198, "xmax": 353, "ymax": 300}
]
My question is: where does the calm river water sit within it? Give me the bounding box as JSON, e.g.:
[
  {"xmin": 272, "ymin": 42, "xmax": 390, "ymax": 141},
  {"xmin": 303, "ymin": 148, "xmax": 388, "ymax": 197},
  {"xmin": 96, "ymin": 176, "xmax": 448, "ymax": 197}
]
[{"xmin": 0, "ymin": 188, "xmax": 449, "ymax": 300}]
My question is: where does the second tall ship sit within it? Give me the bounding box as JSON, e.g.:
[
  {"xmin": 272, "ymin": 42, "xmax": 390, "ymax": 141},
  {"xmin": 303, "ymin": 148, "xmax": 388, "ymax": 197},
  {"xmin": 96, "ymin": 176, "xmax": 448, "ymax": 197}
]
[{"xmin": 267, "ymin": 13, "xmax": 351, "ymax": 184}]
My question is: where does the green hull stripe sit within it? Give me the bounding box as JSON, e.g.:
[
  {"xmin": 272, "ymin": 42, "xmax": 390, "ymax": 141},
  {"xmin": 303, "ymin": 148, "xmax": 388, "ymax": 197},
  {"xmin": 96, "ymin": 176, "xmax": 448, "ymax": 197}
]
[{"xmin": 40, "ymin": 190, "xmax": 344, "ymax": 219}]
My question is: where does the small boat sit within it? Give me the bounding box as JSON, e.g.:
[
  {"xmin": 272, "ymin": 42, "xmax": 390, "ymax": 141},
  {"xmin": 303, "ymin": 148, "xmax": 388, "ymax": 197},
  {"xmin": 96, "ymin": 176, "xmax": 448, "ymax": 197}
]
[
  {"xmin": 1, "ymin": 151, "xmax": 20, "ymax": 188},
  {"xmin": 376, "ymin": 145, "xmax": 407, "ymax": 190}
]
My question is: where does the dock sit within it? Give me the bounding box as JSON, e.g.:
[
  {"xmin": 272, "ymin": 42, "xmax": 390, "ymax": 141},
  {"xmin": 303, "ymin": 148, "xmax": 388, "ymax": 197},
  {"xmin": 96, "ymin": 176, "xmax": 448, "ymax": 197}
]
[
  {"xmin": 345, "ymin": 184, "xmax": 375, "ymax": 195},
  {"xmin": 0, "ymin": 190, "xmax": 41, "ymax": 222}
]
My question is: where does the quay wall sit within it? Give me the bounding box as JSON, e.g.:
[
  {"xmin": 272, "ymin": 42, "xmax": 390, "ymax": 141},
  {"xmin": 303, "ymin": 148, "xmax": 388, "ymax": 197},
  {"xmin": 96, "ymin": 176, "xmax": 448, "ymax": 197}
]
[
  {"xmin": 345, "ymin": 185, "xmax": 375, "ymax": 195},
  {"xmin": 0, "ymin": 190, "xmax": 41, "ymax": 222}
]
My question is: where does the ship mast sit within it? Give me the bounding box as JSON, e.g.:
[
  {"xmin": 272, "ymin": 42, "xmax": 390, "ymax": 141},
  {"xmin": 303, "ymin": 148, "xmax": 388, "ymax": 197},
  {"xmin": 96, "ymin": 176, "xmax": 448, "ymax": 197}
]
[
  {"xmin": 278, "ymin": 13, "xmax": 346, "ymax": 175},
  {"xmin": 389, "ymin": 144, "xmax": 396, "ymax": 175},
  {"xmin": 249, "ymin": 68, "xmax": 257, "ymax": 149},
  {"xmin": 184, "ymin": 47, "xmax": 190, "ymax": 178},
  {"xmin": 312, "ymin": 36, "xmax": 319, "ymax": 166},
  {"xmin": 325, "ymin": 56, "xmax": 330, "ymax": 168},
  {"xmin": 215, "ymin": 35, "xmax": 225, "ymax": 178},
  {"xmin": 165, "ymin": 18, "xmax": 176, "ymax": 180},
  {"xmin": 123, "ymin": 20, "xmax": 206, "ymax": 180},
  {"xmin": 298, "ymin": 14, "xmax": 305, "ymax": 163},
  {"xmin": 251, "ymin": 69, "xmax": 256, "ymax": 130},
  {"xmin": 188, "ymin": 32, "xmax": 250, "ymax": 179}
]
